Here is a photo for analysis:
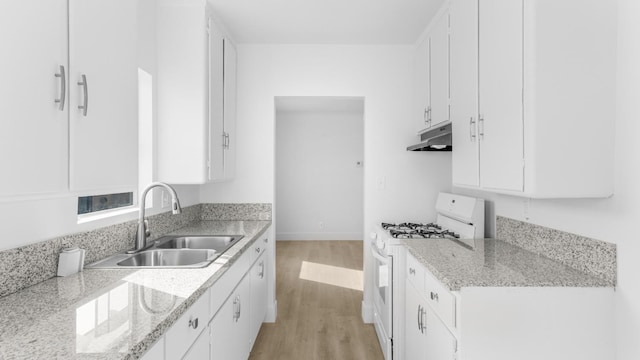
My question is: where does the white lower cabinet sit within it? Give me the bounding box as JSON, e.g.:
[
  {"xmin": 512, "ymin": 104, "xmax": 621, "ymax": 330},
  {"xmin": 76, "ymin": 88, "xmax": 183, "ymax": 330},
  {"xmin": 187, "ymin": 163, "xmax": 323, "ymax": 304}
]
[
  {"xmin": 140, "ymin": 230, "xmax": 273, "ymax": 360},
  {"xmin": 165, "ymin": 291, "xmax": 210, "ymax": 360},
  {"xmin": 404, "ymin": 280, "xmax": 427, "ymax": 358},
  {"xmin": 210, "ymin": 273, "xmax": 251, "ymax": 360},
  {"xmin": 402, "ymin": 251, "xmax": 614, "ymax": 360},
  {"xmin": 424, "ymin": 305, "xmax": 457, "ymax": 360},
  {"xmin": 249, "ymin": 252, "xmax": 268, "ymax": 346},
  {"xmin": 405, "ymin": 279, "xmax": 457, "ymax": 360},
  {"xmin": 183, "ymin": 327, "xmax": 210, "ymax": 360}
]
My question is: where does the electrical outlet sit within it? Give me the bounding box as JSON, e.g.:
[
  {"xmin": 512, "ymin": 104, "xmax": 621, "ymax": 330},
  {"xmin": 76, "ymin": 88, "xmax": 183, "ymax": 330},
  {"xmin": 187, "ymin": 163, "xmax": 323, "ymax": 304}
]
[
  {"xmin": 319, "ymin": 221, "xmax": 325, "ymax": 229},
  {"xmin": 376, "ymin": 176, "xmax": 386, "ymax": 190},
  {"xmin": 161, "ymin": 191, "xmax": 170, "ymax": 208}
]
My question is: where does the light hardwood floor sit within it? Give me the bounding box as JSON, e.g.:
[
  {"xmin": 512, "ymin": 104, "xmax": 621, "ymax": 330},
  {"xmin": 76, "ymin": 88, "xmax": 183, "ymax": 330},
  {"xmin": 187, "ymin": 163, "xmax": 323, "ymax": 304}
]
[{"xmin": 249, "ymin": 240, "xmax": 384, "ymax": 360}]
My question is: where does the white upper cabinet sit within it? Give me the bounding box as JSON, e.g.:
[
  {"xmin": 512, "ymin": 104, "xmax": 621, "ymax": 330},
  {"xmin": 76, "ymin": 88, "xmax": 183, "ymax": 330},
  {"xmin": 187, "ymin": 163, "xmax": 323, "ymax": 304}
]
[
  {"xmin": 450, "ymin": 0, "xmax": 479, "ymax": 188},
  {"xmin": 68, "ymin": 0, "xmax": 139, "ymax": 193},
  {"xmin": 412, "ymin": 4, "xmax": 449, "ymax": 133},
  {"xmin": 221, "ymin": 38, "xmax": 238, "ymax": 181},
  {"xmin": 157, "ymin": 0, "xmax": 236, "ymax": 184},
  {"xmin": 209, "ymin": 19, "xmax": 226, "ymax": 181},
  {"xmin": 0, "ymin": 0, "xmax": 138, "ymax": 198},
  {"xmin": 429, "ymin": 9, "xmax": 450, "ymax": 129},
  {"xmin": 0, "ymin": 0, "xmax": 69, "ymax": 197},
  {"xmin": 477, "ymin": 0, "xmax": 524, "ymax": 193},
  {"xmin": 413, "ymin": 36, "xmax": 431, "ymax": 132},
  {"xmin": 450, "ymin": 0, "xmax": 616, "ymax": 198}
]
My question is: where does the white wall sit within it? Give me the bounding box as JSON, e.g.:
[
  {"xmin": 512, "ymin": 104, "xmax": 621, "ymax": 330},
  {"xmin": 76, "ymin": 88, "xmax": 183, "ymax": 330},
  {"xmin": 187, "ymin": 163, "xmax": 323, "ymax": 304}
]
[
  {"xmin": 275, "ymin": 109, "xmax": 364, "ymax": 240},
  {"xmin": 199, "ymin": 44, "xmax": 453, "ymax": 320},
  {"xmin": 0, "ymin": 0, "xmax": 200, "ymax": 251},
  {"xmin": 456, "ymin": 1, "xmax": 640, "ymax": 358}
]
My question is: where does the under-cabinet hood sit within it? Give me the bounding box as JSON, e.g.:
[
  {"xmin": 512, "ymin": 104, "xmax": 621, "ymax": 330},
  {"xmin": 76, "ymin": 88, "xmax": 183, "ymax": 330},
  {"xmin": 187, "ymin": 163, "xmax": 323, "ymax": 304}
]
[{"xmin": 407, "ymin": 121, "xmax": 452, "ymax": 151}]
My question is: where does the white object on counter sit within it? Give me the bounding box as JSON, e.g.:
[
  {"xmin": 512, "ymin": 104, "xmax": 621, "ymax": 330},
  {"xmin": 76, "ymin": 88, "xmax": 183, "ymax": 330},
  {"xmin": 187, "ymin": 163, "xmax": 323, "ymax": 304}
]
[{"xmin": 57, "ymin": 247, "xmax": 86, "ymax": 277}]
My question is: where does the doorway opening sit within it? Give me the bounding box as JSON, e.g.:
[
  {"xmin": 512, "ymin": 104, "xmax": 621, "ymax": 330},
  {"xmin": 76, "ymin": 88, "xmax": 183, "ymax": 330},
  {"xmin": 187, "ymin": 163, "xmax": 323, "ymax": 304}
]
[{"xmin": 274, "ymin": 96, "xmax": 365, "ymax": 241}]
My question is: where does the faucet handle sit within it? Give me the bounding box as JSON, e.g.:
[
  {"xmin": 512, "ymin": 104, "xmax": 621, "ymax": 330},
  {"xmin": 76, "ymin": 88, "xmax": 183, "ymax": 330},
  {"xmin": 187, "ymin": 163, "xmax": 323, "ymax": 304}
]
[{"xmin": 143, "ymin": 219, "xmax": 151, "ymax": 237}]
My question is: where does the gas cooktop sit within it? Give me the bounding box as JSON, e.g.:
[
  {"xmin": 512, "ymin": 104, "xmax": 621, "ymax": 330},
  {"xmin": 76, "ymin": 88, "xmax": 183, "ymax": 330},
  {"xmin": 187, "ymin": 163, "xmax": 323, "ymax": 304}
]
[{"xmin": 381, "ymin": 222, "xmax": 460, "ymax": 239}]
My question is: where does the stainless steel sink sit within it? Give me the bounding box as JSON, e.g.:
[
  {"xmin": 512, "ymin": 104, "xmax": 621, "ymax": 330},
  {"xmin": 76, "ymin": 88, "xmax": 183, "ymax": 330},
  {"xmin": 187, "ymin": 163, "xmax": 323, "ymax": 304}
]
[
  {"xmin": 85, "ymin": 235, "xmax": 244, "ymax": 269},
  {"xmin": 154, "ymin": 235, "xmax": 243, "ymax": 252},
  {"xmin": 117, "ymin": 249, "xmax": 217, "ymax": 267}
]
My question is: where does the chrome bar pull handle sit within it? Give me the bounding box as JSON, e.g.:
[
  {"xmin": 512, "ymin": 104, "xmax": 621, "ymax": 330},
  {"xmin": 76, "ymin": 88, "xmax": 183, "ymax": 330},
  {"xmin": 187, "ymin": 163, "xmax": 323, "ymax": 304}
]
[
  {"xmin": 421, "ymin": 307, "xmax": 427, "ymax": 333},
  {"xmin": 54, "ymin": 65, "xmax": 66, "ymax": 111},
  {"xmin": 233, "ymin": 295, "xmax": 239, "ymax": 321},
  {"xmin": 77, "ymin": 74, "xmax": 88, "ymax": 116},
  {"xmin": 417, "ymin": 305, "xmax": 422, "ymax": 331},
  {"xmin": 470, "ymin": 117, "xmax": 477, "ymax": 141}
]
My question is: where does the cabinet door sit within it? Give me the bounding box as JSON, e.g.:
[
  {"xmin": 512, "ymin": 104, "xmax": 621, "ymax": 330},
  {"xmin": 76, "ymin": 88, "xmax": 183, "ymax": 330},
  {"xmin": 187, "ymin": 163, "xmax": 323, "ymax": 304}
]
[
  {"xmin": 0, "ymin": 0, "xmax": 68, "ymax": 197},
  {"xmin": 478, "ymin": 0, "xmax": 523, "ymax": 192},
  {"xmin": 429, "ymin": 11, "xmax": 450, "ymax": 128},
  {"xmin": 208, "ymin": 17, "xmax": 225, "ymax": 181},
  {"xmin": 413, "ymin": 36, "xmax": 431, "ymax": 132},
  {"xmin": 183, "ymin": 327, "xmax": 210, "ymax": 360},
  {"xmin": 450, "ymin": 0, "xmax": 480, "ymax": 187},
  {"xmin": 250, "ymin": 253, "xmax": 268, "ymax": 346},
  {"xmin": 222, "ymin": 39, "xmax": 237, "ymax": 180},
  {"xmin": 405, "ymin": 281, "xmax": 427, "ymax": 360},
  {"xmin": 68, "ymin": 0, "xmax": 138, "ymax": 192},
  {"xmin": 210, "ymin": 274, "xmax": 251, "ymax": 360},
  {"xmin": 425, "ymin": 305, "xmax": 458, "ymax": 360}
]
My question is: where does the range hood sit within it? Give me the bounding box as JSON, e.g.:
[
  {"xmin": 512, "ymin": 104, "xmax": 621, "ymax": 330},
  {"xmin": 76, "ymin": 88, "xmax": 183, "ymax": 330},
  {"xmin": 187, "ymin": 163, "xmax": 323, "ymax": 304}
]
[{"xmin": 407, "ymin": 121, "xmax": 452, "ymax": 151}]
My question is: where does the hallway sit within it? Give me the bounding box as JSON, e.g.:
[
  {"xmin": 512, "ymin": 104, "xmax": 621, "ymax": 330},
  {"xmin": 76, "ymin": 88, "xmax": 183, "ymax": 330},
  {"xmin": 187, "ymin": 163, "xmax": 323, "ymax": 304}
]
[{"xmin": 249, "ymin": 241, "xmax": 383, "ymax": 360}]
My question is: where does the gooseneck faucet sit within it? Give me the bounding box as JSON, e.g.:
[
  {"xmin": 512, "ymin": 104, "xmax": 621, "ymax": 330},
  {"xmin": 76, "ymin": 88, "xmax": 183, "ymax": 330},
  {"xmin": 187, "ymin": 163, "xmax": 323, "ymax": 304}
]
[{"xmin": 130, "ymin": 182, "xmax": 182, "ymax": 253}]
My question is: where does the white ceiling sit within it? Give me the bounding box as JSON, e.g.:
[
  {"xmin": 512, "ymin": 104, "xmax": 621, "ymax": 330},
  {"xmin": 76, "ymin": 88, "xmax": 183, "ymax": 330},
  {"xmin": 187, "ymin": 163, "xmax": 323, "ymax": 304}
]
[
  {"xmin": 275, "ymin": 96, "xmax": 365, "ymax": 114},
  {"xmin": 208, "ymin": 0, "xmax": 445, "ymax": 44}
]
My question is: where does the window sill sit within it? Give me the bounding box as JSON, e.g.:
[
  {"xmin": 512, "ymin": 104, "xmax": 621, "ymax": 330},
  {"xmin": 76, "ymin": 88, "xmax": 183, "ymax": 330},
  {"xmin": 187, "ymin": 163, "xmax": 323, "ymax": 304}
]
[{"xmin": 77, "ymin": 206, "xmax": 139, "ymax": 225}]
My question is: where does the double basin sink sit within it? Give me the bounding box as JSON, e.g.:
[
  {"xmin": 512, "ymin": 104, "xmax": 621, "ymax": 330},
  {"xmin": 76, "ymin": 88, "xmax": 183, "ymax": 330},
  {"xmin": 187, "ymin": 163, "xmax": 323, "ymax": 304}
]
[{"xmin": 86, "ymin": 235, "xmax": 244, "ymax": 269}]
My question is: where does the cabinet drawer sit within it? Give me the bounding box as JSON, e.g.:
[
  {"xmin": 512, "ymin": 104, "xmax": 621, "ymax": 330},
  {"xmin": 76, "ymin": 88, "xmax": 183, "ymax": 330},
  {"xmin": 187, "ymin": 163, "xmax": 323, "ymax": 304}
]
[
  {"xmin": 406, "ymin": 252, "xmax": 425, "ymax": 292},
  {"xmin": 166, "ymin": 290, "xmax": 210, "ymax": 360},
  {"xmin": 251, "ymin": 233, "xmax": 269, "ymax": 264},
  {"xmin": 210, "ymin": 246, "xmax": 251, "ymax": 317},
  {"xmin": 424, "ymin": 268, "xmax": 456, "ymax": 330}
]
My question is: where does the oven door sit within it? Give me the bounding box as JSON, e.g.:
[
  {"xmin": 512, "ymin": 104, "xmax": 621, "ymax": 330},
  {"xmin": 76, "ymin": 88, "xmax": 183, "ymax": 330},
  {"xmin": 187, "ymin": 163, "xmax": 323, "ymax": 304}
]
[{"xmin": 371, "ymin": 244, "xmax": 393, "ymax": 355}]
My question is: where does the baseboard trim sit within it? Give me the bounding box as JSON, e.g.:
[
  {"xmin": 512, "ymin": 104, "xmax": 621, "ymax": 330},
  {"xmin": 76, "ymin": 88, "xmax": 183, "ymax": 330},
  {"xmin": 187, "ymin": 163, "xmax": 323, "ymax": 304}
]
[
  {"xmin": 361, "ymin": 300, "xmax": 373, "ymax": 323},
  {"xmin": 265, "ymin": 300, "xmax": 278, "ymax": 323}
]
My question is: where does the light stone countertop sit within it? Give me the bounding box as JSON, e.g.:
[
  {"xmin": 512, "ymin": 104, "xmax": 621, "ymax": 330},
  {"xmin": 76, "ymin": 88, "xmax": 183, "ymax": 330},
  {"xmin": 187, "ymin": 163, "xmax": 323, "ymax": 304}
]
[
  {"xmin": 402, "ymin": 238, "xmax": 614, "ymax": 291},
  {"xmin": 0, "ymin": 220, "xmax": 271, "ymax": 360}
]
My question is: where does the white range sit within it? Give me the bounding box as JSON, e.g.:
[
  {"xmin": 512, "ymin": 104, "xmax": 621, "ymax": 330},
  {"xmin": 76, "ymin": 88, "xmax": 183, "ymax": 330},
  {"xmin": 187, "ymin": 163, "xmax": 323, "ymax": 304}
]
[{"xmin": 369, "ymin": 192, "xmax": 485, "ymax": 360}]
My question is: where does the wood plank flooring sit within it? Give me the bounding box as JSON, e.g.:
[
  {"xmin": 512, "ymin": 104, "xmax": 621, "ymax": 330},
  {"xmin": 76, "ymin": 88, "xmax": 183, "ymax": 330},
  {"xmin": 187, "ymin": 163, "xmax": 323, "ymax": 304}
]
[{"xmin": 249, "ymin": 240, "xmax": 384, "ymax": 360}]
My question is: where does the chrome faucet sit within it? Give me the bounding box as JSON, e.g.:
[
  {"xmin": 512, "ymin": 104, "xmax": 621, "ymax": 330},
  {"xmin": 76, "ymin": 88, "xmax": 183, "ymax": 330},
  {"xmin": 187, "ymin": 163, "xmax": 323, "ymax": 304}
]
[{"xmin": 130, "ymin": 182, "xmax": 182, "ymax": 253}]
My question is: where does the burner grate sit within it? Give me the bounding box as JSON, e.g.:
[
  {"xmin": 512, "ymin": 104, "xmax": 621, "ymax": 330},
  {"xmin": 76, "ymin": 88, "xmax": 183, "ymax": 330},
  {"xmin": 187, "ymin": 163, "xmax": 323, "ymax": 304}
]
[{"xmin": 382, "ymin": 222, "xmax": 458, "ymax": 239}]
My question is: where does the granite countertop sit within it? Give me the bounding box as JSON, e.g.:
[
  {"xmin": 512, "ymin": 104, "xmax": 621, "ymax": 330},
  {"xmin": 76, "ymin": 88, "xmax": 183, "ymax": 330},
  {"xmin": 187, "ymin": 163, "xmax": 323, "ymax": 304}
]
[
  {"xmin": 402, "ymin": 238, "xmax": 613, "ymax": 291},
  {"xmin": 0, "ymin": 220, "xmax": 271, "ymax": 360}
]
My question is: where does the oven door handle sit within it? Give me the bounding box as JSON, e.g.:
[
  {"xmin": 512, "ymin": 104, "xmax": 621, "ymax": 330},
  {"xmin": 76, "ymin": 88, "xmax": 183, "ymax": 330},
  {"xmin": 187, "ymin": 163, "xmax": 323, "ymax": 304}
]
[{"xmin": 371, "ymin": 247, "xmax": 390, "ymax": 264}]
